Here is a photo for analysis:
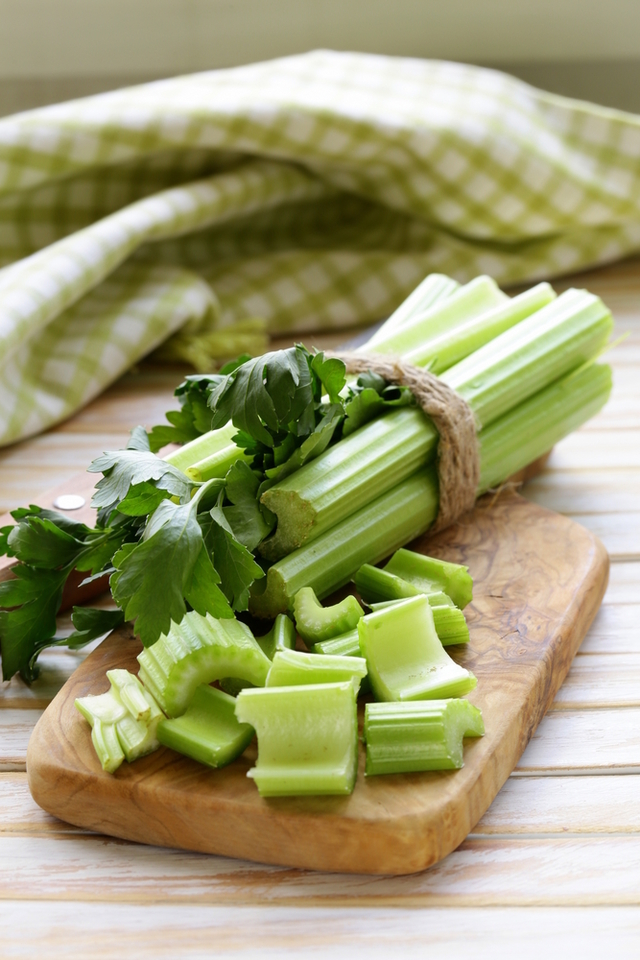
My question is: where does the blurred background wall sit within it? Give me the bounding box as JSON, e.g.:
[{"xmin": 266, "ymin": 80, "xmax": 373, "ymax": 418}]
[{"xmin": 1, "ymin": 0, "xmax": 640, "ymax": 117}]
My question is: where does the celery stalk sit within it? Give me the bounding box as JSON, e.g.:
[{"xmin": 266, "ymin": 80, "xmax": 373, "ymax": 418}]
[
  {"xmin": 250, "ymin": 469, "xmax": 439, "ymax": 618},
  {"xmin": 293, "ymin": 587, "xmax": 363, "ymax": 643},
  {"xmin": 266, "ymin": 648, "xmax": 367, "ymax": 690},
  {"xmin": 163, "ymin": 422, "xmax": 238, "ymax": 472},
  {"xmin": 260, "ymin": 289, "xmax": 611, "ymax": 560},
  {"xmin": 403, "ymin": 283, "xmax": 556, "ymax": 372},
  {"xmin": 249, "ymin": 361, "xmax": 611, "ymax": 618},
  {"xmin": 235, "ymin": 681, "xmax": 359, "ymax": 796},
  {"xmin": 219, "ymin": 613, "xmax": 296, "ymax": 696},
  {"xmin": 358, "ymin": 595, "xmax": 476, "ymax": 701},
  {"xmin": 361, "ymin": 275, "xmax": 507, "ymax": 357},
  {"xmin": 383, "ymin": 550, "xmax": 472, "ymax": 608},
  {"xmin": 363, "ymin": 274, "xmax": 459, "ymax": 346},
  {"xmin": 185, "ymin": 443, "xmax": 251, "ymax": 482},
  {"xmin": 311, "ymin": 629, "xmax": 360, "ymax": 657},
  {"xmin": 442, "ymin": 288, "xmax": 612, "ymax": 427},
  {"xmin": 363, "ymin": 699, "xmax": 484, "ymax": 774},
  {"xmin": 137, "ymin": 611, "xmax": 272, "ymax": 716},
  {"xmin": 157, "ymin": 684, "xmax": 255, "ymax": 769},
  {"xmin": 367, "ymin": 597, "xmax": 470, "ymax": 646}
]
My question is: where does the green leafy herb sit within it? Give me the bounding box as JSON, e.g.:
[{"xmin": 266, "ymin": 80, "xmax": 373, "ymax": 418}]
[{"xmin": 88, "ymin": 450, "xmax": 192, "ymax": 512}]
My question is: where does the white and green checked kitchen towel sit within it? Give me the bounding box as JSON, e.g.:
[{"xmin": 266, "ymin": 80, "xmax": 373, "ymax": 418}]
[{"xmin": 2, "ymin": 49, "xmax": 640, "ymax": 446}]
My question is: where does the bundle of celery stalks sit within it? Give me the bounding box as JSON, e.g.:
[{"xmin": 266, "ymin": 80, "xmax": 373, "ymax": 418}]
[{"xmin": 3, "ymin": 270, "xmax": 613, "ymax": 795}]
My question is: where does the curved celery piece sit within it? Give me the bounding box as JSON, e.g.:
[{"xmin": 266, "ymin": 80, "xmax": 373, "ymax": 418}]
[
  {"xmin": 235, "ymin": 681, "xmax": 358, "ymax": 796},
  {"xmin": 368, "ymin": 597, "xmax": 469, "ymax": 646},
  {"xmin": 75, "ymin": 671, "xmax": 164, "ymax": 773},
  {"xmin": 358, "ymin": 595, "xmax": 476, "ymax": 702},
  {"xmin": 363, "ymin": 699, "xmax": 485, "ymax": 775},
  {"xmin": 266, "ymin": 649, "xmax": 367, "ymax": 691},
  {"xmin": 219, "ymin": 614, "xmax": 296, "ymax": 696},
  {"xmin": 383, "ymin": 550, "xmax": 473, "ymax": 609},
  {"xmin": 137, "ymin": 611, "xmax": 272, "ymax": 717},
  {"xmin": 293, "ymin": 587, "xmax": 363, "ymax": 644},
  {"xmin": 157, "ymin": 684, "xmax": 255, "ymax": 768}
]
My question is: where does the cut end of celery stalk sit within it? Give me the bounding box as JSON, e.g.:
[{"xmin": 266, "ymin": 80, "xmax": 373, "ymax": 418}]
[
  {"xmin": 235, "ymin": 681, "xmax": 358, "ymax": 796},
  {"xmin": 383, "ymin": 549, "xmax": 473, "ymax": 609},
  {"xmin": 363, "ymin": 699, "xmax": 484, "ymax": 775},
  {"xmin": 266, "ymin": 648, "xmax": 367, "ymax": 691},
  {"xmin": 358, "ymin": 595, "xmax": 476, "ymax": 702},
  {"xmin": 157, "ymin": 684, "xmax": 254, "ymax": 769},
  {"xmin": 293, "ymin": 587, "xmax": 363, "ymax": 643}
]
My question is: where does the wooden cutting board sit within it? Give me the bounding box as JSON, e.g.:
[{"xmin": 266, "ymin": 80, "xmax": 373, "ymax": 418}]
[{"xmin": 26, "ymin": 488, "xmax": 608, "ymax": 876}]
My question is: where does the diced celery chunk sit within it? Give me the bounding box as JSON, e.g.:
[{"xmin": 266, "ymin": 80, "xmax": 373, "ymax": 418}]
[
  {"xmin": 363, "ymin": 699, "xmax": 484, "ymax": 774},
  {"xmin": 383, "ymin": 550, "xmax": 473, "ymax": 609},
  {"xmin": 266, "ymin": 648, "xmax": 367, "ymax": 691},
  {"xmin": 219, "ymin": 613, "xmax": 296, "ymax": 696},
  {"xmin": 157, "ymin": 684, "xmax": 255, "ymax": 768},
  {"xmin": 358, "ymin": 595, "xmax": 476, "ymax": 701},
  {"xmin": 235, "ymin": 681, "xmax": 358, "ymax": 796},
  {"xmin": 293, "ymin": 587, "xmax": 363, "ymax": 643},
  {"xmin": 137, "ymin": 611, "xmax": 272, "ymax": 717}
]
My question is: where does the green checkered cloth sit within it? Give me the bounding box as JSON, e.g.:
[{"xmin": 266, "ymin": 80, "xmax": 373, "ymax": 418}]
[{"xmin": 2, "ymin": 50, "xmax": 640, "ymax": 445}]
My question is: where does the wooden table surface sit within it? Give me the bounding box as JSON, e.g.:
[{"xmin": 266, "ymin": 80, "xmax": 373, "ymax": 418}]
[{"xmin": 1, "ymin": 257, "xmax": 639, "ymax": 957}]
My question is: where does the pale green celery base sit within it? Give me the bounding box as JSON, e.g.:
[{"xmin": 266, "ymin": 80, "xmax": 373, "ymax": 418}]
[
  {"xmin": 186, "ymin": 443, "xmax": 250, "ymax": 482},
  {"xmin": 363, "ymin": 699, "xmax": 485, "ymax": 775},
  {"xmin": 157, "ymin": 684, "xmax": 254, "ymax": 769},
  {"xmin": 257, "ymin": 614, "xmax": 296, "ymax": 659},
  {"xmin": 443, "ymin": 289, "xmax": 613, "ymax": 428},
  {"xmin": 358, "ymin": 595, "xmax": 475, "ymax": 702},
  {"xmin": 364, "ymin": 276, "xmax": 506, "ymax": 357},
  {"xmin": 404, "ymin": 282, "xmax": 556, "ymax": 372},
  {"xmin": 137, "ymin": 612, "xmax": 272, "ymax": 717},
  {"xmin": 478, "ymin": 362, "xmax": 612, "ymax": 493},
  {"xmin": 90, "ymin": 719, "xmax": 125, "ymax": 773},
  {"xmin": 293, "ymin": 588, "xmax": 363, "ymax": 643},
  {"xmin": 249, "ymin": 469, "xmax": 439, "ymax": 619},
  {"xmin": 364, "ymin": 274, "xmax": 459, "ymax": 347},
  {"xmin": 266, "ymin": 649, "xmax": 367, "ymax": 689},
  {"xmin": 260, "ymin": 408, "xmax": 437, "ymax": 561},
  {"xmin": 163, "ymin": 422, "xmax": 237, "ymax": 472},
  {"xmin": 235, "ymin": 681, "xmax": 358, "ymax": 797}
]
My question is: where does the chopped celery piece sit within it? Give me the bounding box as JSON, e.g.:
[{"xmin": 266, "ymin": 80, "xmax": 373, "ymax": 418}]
[
  {"xmin": 260, "ymin": 407, "xmax": 436, "ymax": 560},
  {"xmin": 75, "ymin": 670, "xmax": 164, "ymax": 773},
  {"xmin": 358, "ymin": 595, "xmax": 476, "ymax": 701},
  {"xmin": 293, "ymin": 587, "xmax": 363, "ymax": 643},
  {"xmin": 364, "ymin": 274, "xmax": 459, "ymax": 347},
  {"xmin": 363, "ymin": 699, "xmax": 484, "ymax": 774},
  {"xmin": 363, "ymin": 276, "xmax": 507, "ymax": 357},
  {"xmin": 383, "ymin": 550, "xmax": 473, "ymax": 609},
  {"xmin": 266, "ymin": 648, "xmax": 367, "ymax": 690},
  {"xmin": 258, "ymin": 613, "xmax": 296, "ymax": 659},
  {"xmin": 219, "ymin": 613, "xmax": 296, "ymax": 696},
  {"xmin": 157, "ymin": 684, "xmax": 254, "ymax": 769},
  {"xmin": 311, "ymin": 628, "xmax": 360, "ymax": 657},
  {"xmin": 185, "ymin": 443, "xmax": 251, "ymax": 482},
  {"xmin": 163, "ymin": 422, "xmax": 238, "ymax": 472},
  {"xmin": 137, "ymin": 611, "xmax": 272, "ymax": 717},
  {"xmin": 367, "ymin": 597, "xmax": 469, "ymax": 646},
  {"xmin": 250, "ymin": 469, "xmax": 439, "ymax": 619},
  {"xmin": 235, "ymin": 681, "xmax": 358, "ymax": 796}
]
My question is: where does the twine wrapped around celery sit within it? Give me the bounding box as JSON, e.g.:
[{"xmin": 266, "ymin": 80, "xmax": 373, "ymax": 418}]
[{"xmin": 334, "ymin": 352, "xmax": 480, "ymax": 531}]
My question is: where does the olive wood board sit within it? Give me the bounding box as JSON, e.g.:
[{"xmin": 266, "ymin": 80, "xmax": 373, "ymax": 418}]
[{"xmin": 26, "ymin": 489, "xmax": 608, "ymax": 876}]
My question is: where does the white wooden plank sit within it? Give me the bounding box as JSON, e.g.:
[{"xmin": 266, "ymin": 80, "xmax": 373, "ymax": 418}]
[
  {"xmin": 579, "ymin": 604, "xmax": 640, "ymax": 654},
  {"xmin": 1, "ymin": 833, "xmax": 640, "ymax": 905},
  {"xmin": 0, "ymin": 710, "xmax": 42, "ymax": 771},
  {"xmin": 0, "ymin": 902, "xmax": 640, "ymax": 960},
  {"xmin": 0, "ymin": 649, "xmax": 90, "ymax": 709},
  {"xmin": 517, "ymin": 708, "xmax": 640, "ymax": 772},
  {"xmin": 523, "ymin": 468, "xmax": 640, "ymax": 515},
  {"xmin": 551, "ymin": 654, "xmax": 640, "ymax": 708},
  {"xmin": 476, "ymin": 774, "xmax": 640, "ymax": 835},
  {"xmin": 603, "ymin": 563, "xmax": 640, "ymax": 605},
  {"xmin": 545, "ymin": 431, "xmax": 640, "ymax": 470},
  {"xmin": 561, "ymin": 512, "xmax": 640, "ymax": 560},
  {"xmin": 0, "ymin": 773, "xmax": 84, "ymax": 835}
]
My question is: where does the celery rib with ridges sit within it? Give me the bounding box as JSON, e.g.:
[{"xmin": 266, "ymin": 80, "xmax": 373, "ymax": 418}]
[
  {"xmin": 363, "ymin": 700, "xmax": 485, "ymax": 775},
  {"xmin": 249, "ymin": 361, "xmax": 611, "ymax": 618},
  {"xmin": 157, "ymin": 684, "xmax": 254, "ymax": 769},
  {"xmin": 260, "ymin": 288, "xmax": 612, "ymax": 560},
  {"xmin": 364, "ymin": 273, "xmax": 459, "ymax": 346},
  {"xmin": 266, "ymin": 648, "xmax": 368, "ymax": 690},
  {"xmin": 235, "ymin": 681, "xmax": 359, "ymax": 797},
  {"xmin": 137, "ymin": 610, "xmax": 271, "ymax": 716}
]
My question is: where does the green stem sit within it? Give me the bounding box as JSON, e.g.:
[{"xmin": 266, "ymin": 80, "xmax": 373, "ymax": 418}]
[
  {"xmin": 364, "ymin": 274, "xmax": 459, "ymax": 346},
  {"xmin": 163, "ymin": 422, "xmax": 238, "ymax": 472}
]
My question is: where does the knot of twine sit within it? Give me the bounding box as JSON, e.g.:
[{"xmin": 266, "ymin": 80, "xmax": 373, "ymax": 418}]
[{"xmin": 334, "ymin": 352, "xmax": 480, "ymax": 532}]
